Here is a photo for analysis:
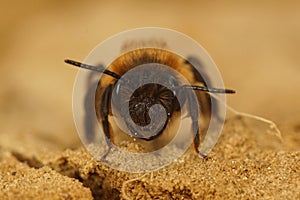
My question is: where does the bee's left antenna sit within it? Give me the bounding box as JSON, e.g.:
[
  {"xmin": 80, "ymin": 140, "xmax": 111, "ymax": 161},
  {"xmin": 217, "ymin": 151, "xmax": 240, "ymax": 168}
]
[
  {"xmin": 184, "ymin": 85, "xmax": 236, "ymax": 94},
  {"xmin": 64, "ymin": 59, "xmax": 121, "ymax": 79}
]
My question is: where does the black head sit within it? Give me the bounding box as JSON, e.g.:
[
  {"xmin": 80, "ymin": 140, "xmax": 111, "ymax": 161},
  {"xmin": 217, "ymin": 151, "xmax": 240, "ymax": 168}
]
[{"xmin": 112, "ymin": 64, "xmax": 181, "ymax": 141}]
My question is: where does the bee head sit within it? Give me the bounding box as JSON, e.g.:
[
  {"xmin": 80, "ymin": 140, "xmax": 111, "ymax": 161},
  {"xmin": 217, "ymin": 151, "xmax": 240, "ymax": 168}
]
[
  {"xmin": 126, "ymin": 83, "xmax": 178, "ymax": 140},
  {"xmin": 112, "ymin": 64, "xmax": 181, "ymax": 141}
]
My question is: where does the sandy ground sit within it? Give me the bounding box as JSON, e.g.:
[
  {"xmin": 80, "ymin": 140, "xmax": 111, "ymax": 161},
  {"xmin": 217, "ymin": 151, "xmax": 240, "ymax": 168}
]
[{"xmin": 0, "ymin": 1, "xmax": 299, "ymax": 199}]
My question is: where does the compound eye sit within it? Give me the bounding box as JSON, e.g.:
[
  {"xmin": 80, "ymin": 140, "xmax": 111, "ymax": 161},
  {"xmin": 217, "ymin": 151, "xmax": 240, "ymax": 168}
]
[
  {"xmin": 114, "ymin": 79, "xmax": 128, "ymax": 96},
  {"xmin": 168, "ymin": 76, "xmax": 178, "ymax": 95},
  {"xmin": 115, "ymin": 81, "xmax": 121, "ymax": 95}
]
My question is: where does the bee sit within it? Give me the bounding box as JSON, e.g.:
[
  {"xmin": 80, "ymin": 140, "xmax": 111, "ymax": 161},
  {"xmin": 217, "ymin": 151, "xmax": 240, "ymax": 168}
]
[{"xmin": 65, "ymin": 42, "xmax": 235, "ymax": 159}]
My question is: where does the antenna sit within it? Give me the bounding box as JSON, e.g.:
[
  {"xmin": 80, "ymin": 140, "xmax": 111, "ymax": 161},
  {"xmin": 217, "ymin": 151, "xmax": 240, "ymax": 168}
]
[
  {"xmin": 183, "ymin": 85, "xmax": 235, "ymax": 94},
  {"xmin": 65, "ymin": 59, "xmax": 121, "ymax": 79}
]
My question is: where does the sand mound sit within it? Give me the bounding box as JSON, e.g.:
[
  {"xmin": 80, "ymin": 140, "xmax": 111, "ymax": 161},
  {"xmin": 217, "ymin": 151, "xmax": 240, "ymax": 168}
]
[{"xmin": 1, "ymin": 118, "xmax": 299, "ymax": 199}]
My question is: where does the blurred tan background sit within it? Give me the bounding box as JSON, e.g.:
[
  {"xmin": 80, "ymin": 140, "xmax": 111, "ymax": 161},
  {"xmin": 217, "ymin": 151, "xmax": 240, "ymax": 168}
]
[{"xmin": 0, "ymin": 0, "xmax": 299, "ymax": 151}]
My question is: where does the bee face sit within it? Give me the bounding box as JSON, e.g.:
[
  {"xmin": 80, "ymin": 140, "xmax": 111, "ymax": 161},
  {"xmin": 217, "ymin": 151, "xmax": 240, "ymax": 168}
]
[
  {"xmin": 110, "ymin": 63, "xmax": 182, "ymax": 140},
  {"xmin": 128, "ymin": 84, "xmax": 171, "ymax": 127},
  {"xmin": 97, "ymin": 49, "xmax": 193, "ymax": 143}
]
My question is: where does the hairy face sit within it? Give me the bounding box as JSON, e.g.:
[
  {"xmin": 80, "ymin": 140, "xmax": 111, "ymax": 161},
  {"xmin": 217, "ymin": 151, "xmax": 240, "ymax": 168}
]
[
  {"xmin": 127, "ymin": 83, "xmax": 177, "ymax": 140},
  {"xmin": 111, "ymin": 66, "xmax": 181, "ymax": 140}
]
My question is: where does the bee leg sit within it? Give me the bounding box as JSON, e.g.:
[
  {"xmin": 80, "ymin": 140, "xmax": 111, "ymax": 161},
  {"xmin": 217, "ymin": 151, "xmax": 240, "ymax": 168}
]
[
  {"xmin": 186, "ymin": 91, "xmax": 207, "ymax": 158},
  {"xmin": 99, "ymin": 85, "xmax": 114, "ymax": 162},
  {"xmin": 192, "ymin": 124, "xmax": 207, "ymax": 158}
]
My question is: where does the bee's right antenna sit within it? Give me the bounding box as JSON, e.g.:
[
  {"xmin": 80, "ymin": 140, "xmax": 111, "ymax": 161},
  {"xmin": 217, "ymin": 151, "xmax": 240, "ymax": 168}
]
[
  {"xmin": 183, "ymin": 85, "xmax": 236, "ymax": 94},
  {"xmin": 65, "ymin": 59, "xmax": 121, "ymax": 79}
]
